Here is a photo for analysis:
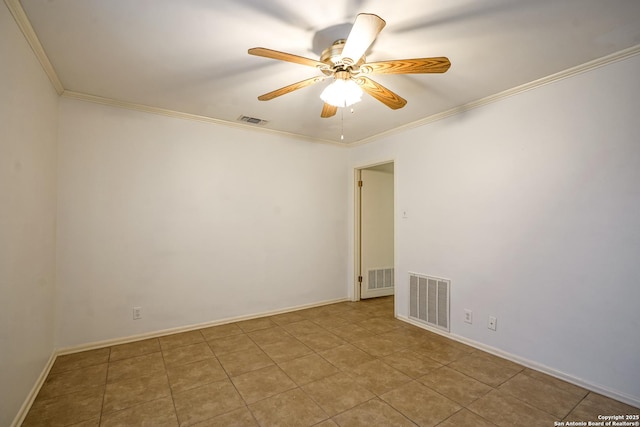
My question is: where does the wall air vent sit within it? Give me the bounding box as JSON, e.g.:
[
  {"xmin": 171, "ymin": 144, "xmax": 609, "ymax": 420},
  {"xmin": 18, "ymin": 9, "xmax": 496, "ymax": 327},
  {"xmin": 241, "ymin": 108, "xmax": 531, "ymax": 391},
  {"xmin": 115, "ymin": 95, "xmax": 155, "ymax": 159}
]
[
  {"xmin": 238, "ymin": 115, "xmax": 268, "ymax": 125},
  {"xmin": 367, "ymin": 268, "xmax": 394, "ymax": 290},
  {"xmin": 409, "ymin": 272, "xmax": 450, "ymax": 332}
]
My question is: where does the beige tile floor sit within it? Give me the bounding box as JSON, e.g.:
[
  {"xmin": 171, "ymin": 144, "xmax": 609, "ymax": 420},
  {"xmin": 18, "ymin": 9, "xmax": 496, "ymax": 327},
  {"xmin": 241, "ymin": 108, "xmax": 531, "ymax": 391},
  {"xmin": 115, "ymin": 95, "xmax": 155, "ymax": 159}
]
[{"xmin": 23, "ymin": 297, "xmax": 639, "ymax": 426}]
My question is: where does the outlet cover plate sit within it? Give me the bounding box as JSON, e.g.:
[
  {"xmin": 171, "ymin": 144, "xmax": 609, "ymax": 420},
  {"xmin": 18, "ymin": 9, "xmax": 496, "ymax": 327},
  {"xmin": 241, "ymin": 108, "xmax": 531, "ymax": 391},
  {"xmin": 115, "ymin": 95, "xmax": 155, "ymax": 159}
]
[
  {"xmin": 464, "ymin": 309, "xmax": 473, "ymax": 324},
  {"xmin": 488, "ymin": 316, "xmax": 497, "ymax": 331}
]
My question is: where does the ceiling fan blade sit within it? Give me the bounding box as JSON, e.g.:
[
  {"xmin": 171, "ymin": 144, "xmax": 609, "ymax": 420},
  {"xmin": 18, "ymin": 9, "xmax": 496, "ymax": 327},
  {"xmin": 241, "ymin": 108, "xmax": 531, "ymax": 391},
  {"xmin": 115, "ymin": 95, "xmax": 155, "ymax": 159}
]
[
  {"xmin": 321, "ymin": 103, "xmax": 337, "ymax": 118},
  {"xmin": 248, "ymin": 47, "xmax": 328, "ymax": 69},
  {"xmin": 340, "ymin": 13, "xmax": 386, "ymax": 65},
  {"xmin": 257, "ymin": 76, "xmax": 326, "ymax": 101},
  {"xmin": 360, "ymin": 57, "xmax": 451, "ymax": 75},
  {"xmin": 356, "ymin": 76, "xmax": 407, "ymax": 110}
]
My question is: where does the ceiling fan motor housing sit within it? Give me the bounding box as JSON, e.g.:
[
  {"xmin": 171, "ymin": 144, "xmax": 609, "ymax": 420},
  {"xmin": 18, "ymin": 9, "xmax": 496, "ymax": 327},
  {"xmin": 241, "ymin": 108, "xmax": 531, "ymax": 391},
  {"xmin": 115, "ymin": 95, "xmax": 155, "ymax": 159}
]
[{"xmin": 320, "ymin": 40, "xmax": 364, "ymax": 76}]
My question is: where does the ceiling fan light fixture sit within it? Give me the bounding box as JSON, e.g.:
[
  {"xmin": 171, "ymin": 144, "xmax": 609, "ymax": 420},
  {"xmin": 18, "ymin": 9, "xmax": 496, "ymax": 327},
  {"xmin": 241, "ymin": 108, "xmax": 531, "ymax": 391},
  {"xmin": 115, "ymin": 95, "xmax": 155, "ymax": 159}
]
[
  {"xmin": 320, "ymin": 78, "xmax": 363, "ymax": 108},
  {"xmin": 248, "ymin": 13, "xmax": 450, "ymax": 119}
]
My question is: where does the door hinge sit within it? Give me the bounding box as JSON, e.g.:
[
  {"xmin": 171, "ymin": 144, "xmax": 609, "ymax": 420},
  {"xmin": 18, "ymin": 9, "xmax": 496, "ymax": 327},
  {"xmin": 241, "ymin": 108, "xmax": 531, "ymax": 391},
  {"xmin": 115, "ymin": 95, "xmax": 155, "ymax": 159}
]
[
  {"xmin": 358, "ymin": 275, "xmax": 363, "ymax": 283},
  {"xmin": 358, "ymin": 180, "xmax": 363, "ymax": 187}
]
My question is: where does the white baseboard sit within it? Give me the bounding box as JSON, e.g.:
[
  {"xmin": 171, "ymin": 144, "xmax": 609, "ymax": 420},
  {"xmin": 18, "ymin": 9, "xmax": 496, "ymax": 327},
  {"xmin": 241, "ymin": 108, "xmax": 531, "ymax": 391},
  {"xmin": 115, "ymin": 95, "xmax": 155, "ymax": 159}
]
[
  {"xmin": 11, "ymin": 352, "xmax": 56, "ymax": 427},
  {"xmin": 15, "ymin": 297, "xmax": 348, "ymax": 422},
  {"xmin": 398, "ymin": 314, "xmax": 640, "ymax": 409},
  {"xmin": 56, "ymin": 297, "xmax": 348, "ymax": 355}
]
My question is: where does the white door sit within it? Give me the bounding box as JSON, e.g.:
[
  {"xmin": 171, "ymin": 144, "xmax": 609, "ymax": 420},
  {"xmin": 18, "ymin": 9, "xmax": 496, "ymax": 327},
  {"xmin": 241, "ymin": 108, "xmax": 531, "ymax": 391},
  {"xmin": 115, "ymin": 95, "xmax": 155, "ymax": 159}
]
[{"xmin": 359, "ymin": 165, "xmax": 394, "ymax": 299}]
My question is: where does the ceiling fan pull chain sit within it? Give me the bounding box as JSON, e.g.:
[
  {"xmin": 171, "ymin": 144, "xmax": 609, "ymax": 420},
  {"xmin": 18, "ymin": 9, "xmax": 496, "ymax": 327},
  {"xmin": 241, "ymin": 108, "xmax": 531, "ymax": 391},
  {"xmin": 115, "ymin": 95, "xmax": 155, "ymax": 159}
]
[{"xmin": 341, "ymin": 107, "xmax": 344, "ymax": 140}]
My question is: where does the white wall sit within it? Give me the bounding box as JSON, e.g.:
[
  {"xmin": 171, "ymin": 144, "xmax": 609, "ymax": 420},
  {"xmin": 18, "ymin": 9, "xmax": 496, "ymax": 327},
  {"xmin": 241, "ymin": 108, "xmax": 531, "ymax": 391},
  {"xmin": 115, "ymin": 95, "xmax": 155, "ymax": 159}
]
[
  {"xmin": 349, "ymin": 54, "xmax": 640, "ymax": 404},
  {"xmin": 55, "ymin": 99, "xmax": 349, "ymax": 348},
  {"xmin": 0, "ymin": 3, "xmax": 59, "ymax": 425}
]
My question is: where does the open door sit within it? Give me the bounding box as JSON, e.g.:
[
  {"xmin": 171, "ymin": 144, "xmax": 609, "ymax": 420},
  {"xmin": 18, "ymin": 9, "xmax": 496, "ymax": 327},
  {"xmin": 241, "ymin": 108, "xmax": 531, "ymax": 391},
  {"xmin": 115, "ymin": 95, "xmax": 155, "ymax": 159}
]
[{"xmin": 357, "ymin": 163, "xmax": 394, "ymax": 299}]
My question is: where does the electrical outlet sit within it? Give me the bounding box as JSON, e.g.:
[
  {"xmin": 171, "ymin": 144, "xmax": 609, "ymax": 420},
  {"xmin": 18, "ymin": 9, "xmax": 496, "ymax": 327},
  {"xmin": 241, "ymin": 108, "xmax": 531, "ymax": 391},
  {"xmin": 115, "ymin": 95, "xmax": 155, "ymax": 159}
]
[
  {"xmin": 464, "ymin": 309, "xmax": 473, "ymax": 324},
  {"xmin": 133, "ymin": 306, "xmax": 142, "ymax": 320},
  {"xmin": 488, "ymin": 316, "xmax": 497, "ymax": 331}
]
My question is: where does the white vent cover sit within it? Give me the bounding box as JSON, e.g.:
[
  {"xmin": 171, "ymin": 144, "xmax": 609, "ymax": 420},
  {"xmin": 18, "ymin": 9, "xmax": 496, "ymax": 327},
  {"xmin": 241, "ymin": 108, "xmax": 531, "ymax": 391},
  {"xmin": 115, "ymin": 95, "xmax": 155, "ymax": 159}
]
[
  {"xmin": 409, "ymin": 273, "xmax": 450, "ymax": 332},
  {"xmin": 367, "ymin": 268, "xmax": 394, "ymax": 290}
]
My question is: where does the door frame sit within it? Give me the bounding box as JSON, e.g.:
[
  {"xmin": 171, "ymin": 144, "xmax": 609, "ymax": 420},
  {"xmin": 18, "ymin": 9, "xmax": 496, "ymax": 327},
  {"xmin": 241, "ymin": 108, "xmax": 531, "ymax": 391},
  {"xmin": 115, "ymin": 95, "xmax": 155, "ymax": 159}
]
[{"xmin": 353, "ymin": 160, "xmax": 396, "ymax": 302}]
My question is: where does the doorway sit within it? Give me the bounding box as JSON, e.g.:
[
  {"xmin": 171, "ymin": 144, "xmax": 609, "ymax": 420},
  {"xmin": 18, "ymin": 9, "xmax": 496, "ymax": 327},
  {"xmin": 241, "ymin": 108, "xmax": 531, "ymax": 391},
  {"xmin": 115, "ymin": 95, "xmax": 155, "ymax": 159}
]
[{"xmin": 355, "ymin": 161, "xmax": 395, "ymax": 300}]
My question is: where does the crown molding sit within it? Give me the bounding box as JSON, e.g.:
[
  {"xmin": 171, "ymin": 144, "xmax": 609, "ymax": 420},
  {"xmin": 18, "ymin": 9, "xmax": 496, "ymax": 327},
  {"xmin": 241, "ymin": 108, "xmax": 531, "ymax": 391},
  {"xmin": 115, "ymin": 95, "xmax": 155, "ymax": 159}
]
[
  {"xmin": 4, "ymin": 0, "xmax": 64, "ymax": 95},
  {"xmin": 61, "ymin": 90, "xmax": 345, "ymax": 147},
  {"xmin": 7, "ymin": 0, "xmax": 638, "ymax": 147},
  {"xmin": 349, "ymin": 44, "xmax": 640, "ymax": 147},
  {"xmin": 62, "ymin": 43, "xmax": 640, "ymax": 148}
]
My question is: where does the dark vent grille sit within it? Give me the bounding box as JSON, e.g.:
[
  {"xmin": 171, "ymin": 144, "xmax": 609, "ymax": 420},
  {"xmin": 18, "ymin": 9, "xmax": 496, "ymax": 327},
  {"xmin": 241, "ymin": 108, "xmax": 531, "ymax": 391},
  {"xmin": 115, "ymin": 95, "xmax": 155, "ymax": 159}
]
[{"xmin": 238, "ymin": 115, "xmax": 268, "ymax": 125}]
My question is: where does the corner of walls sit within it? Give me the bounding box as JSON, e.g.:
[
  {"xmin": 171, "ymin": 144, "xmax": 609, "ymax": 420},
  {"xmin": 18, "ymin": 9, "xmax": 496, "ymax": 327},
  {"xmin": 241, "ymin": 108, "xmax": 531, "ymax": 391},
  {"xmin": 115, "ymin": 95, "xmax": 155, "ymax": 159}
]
[{"xmin": 1, "ymin": 2, "xmax": 60, "ymax": 425}]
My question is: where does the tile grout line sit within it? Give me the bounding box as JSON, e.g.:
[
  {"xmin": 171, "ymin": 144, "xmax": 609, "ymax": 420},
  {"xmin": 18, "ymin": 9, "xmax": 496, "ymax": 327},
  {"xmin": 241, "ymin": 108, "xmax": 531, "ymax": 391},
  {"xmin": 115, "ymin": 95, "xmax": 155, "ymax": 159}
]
[
  {"xmin": 302, "ymin": 309, "xmax": 440, "ymax": 424},
  {"xmin": 231, "ymin": 327, "xmax": 267, "ymax": 424},
  {"xmin": 432, "ymin": 407, "xmax": 466, "ymax": 427},
  {"xmin": 491, "ymin": 370, "xmax": 589, "ymax": 421},
  {"xmin": 176, "ymin": 330, "xmax": 258, "ymax": 425},
  {"xmin": 562, "ymin": 391, "xmax": 592, "ymax": 422},
  {"xmin": 431, "ymin": 352, "xmax": 569, "ymax": 421},
  {"xmin": 272, "ymin": 310, "xmax": 368, "ymax": 424},
  {"xmin": 220, "ymin": 325, "xmax": 304, "ymax": 426},
  {"xmin": 97, "ymin": 347, "xmax": 112, "ymax": 426},
  {"xmin": 158, "ymin": 335, "xmax": 182, "ymax": 426}
]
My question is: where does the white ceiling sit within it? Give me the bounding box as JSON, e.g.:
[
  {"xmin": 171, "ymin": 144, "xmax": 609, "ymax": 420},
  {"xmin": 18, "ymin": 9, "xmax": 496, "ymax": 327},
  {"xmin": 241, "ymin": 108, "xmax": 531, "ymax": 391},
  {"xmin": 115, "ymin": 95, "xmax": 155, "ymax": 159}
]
[{"xmin": 15, "ymin": 0, "xmax": 640, "ymax": 145}]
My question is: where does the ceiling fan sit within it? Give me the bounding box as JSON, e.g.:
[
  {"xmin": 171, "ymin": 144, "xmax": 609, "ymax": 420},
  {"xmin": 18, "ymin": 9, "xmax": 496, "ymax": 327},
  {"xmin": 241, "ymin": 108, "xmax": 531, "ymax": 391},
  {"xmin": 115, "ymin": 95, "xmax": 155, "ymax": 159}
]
[{"xmin": 248, "ymin": 13, "xmax": 451, "ymax": 118}]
